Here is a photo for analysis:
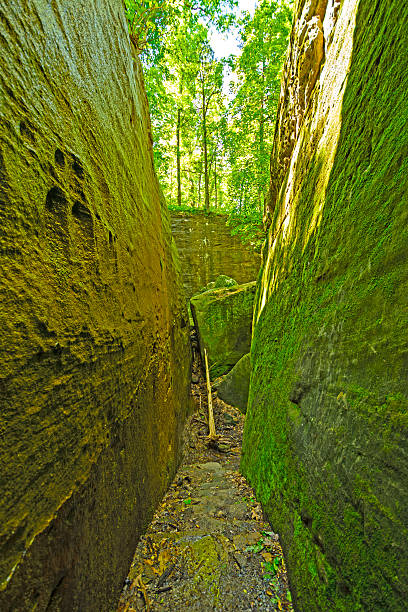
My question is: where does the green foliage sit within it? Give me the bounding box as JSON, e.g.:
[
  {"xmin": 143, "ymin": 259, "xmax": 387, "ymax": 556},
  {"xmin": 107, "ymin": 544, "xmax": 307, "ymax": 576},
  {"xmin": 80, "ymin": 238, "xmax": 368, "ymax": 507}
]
[
  {"xmin": 124, "ymin": 0, "xmax": 235, "ymax": 57},
  {"xmin": 246, "ymin": 538, "xmax": 265, "ymax": 553},
  {"xmin": 263, "ymin": 557, "xmax": 281, "ymax": 580},
  {"xmin": 123, "ymin": 0, "xmax": 292, "ymax": 248},
  {"xmin": 124, "ymin": 0, "xmax": 167, "ymax": 54},
  {"xmin": 226, "ymin": 0, "xmax": 293, "ymax": 216},
  {"xmin": 167, "ymin": 204, "xmax": 223, "ymax": 216},
  {"xmin": 227, "ymin": 209, "xmax": 264, "ymax": 251}
]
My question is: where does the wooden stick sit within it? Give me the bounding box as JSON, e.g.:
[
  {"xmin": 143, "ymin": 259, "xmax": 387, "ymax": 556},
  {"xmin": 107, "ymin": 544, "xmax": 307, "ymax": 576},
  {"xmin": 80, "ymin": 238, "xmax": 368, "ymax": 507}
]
[{"xmin": 204, "ymin": 348, "xmax": 217, "ymax": 441}]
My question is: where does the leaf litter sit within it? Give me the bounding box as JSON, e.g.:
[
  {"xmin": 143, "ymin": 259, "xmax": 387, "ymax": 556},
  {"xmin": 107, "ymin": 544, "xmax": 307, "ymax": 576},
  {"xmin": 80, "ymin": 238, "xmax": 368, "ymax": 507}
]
[{"xmin": 117, "ymin": 358, "xmax": 293, "ymax": 611}]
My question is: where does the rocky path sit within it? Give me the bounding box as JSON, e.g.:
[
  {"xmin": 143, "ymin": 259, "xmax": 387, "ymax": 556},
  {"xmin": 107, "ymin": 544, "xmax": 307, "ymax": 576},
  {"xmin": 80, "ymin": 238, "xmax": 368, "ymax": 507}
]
[{"xmin": 117, "ymin": 369, "xmax": 293, "ymax": 611}]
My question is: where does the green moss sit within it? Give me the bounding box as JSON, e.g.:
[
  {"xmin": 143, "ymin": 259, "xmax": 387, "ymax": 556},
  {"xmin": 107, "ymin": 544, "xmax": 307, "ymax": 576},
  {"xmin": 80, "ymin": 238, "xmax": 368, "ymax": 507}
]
[
  {"xmin": 217, "ymin": 352, "xmax": 251, "ymax": 413},
  {"xmin": 191, "ymin": 281, "xmax": 256, "ymax": 378},
  {"xmin": 242, "ymin": 2, "xmax": 408, "ymax": 610},
  {"xmin": 0, "ymin": 3, "xmax": 191, "ymax": 609}
]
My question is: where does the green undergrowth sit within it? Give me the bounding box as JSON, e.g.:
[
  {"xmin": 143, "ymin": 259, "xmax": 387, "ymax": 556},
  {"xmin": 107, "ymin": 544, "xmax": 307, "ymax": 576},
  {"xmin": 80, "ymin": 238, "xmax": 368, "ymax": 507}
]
[
  {"xmin": 167, "ymin": 204, "xmax": 225, "ymax": 216},
  {"xmin": 227, "ymin": 210, "xmax": 264, "ymax": 252}
]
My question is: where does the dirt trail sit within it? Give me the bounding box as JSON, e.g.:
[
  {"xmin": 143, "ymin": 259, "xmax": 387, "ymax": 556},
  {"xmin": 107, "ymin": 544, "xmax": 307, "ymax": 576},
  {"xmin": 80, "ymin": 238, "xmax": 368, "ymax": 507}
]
[{"xmin": 117, "ymin": 363, "xmax": 293, "ymax": 611}]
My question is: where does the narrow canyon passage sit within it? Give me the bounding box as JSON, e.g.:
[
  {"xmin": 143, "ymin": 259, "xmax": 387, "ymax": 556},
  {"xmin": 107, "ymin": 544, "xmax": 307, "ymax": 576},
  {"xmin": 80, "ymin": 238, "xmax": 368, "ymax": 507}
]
[
  {"xmin": 1, "ymin": 0, "xmax": 408, "ymax": 610},
  {"xmin": 117, "ymin": 358, "xmax": 293, "ymax": 611}
]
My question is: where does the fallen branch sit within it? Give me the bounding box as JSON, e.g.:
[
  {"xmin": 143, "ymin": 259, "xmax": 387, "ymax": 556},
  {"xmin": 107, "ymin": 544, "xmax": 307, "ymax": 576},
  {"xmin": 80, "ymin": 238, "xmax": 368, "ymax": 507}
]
[
  {"xmin": 157, "ymin": 562, "xmax": 176, "ymax": 589},
  {"xmin": 204, "ymin": 348, "xmax": 218, "ymax": 443},
  {"xmin": 131, "ymin": 574, "xmax": 150, "ymax": 611}
]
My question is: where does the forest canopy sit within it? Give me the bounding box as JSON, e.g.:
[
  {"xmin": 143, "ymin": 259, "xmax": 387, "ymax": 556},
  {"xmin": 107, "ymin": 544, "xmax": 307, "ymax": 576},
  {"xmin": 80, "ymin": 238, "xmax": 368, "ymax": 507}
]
[{"xmin": 124, "ymin": 0, "xmax": 293, "ymax": 240}]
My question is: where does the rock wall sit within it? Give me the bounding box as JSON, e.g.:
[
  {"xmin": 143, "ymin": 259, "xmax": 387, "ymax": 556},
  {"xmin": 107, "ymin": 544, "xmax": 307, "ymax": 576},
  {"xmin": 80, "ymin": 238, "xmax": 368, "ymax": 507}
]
[
  {"xmin": 242, "ymin": 1, "xmax": 408, "ymax": 610},
  {"xmin": 0, "ymin": 1, "xmax": 190, "ymax": 610},
  {"xmin": 170, "ymin": 211, "xmax": 260, "ymax": 299},
  {"xmin": 191, "ymin": 282, "xmax": 256, "ymax": 379}
]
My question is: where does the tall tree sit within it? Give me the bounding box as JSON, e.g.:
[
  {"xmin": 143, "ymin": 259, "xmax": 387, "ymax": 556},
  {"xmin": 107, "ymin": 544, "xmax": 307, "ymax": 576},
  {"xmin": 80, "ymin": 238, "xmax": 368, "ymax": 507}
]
[
  {"xmin": 197, "ymin": 43, "xmax": 224, "ymax": 210},
  {"xmin": 226, "ymin": 0, "xmax": 293, "ymax": 215},
  {"xmin": 123, "ymin": 0, "xmax": 293, "ymax": 231}
]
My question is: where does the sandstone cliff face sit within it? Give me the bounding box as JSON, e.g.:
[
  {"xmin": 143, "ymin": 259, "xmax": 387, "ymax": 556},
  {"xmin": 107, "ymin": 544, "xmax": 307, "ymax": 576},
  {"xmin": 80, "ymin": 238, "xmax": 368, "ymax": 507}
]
[
  {"xmin": 267, "ymin": 0, "xmax": 339, "ymax": 218},
  {"xmin": 190, "ymin": 281, "xmax": 256, "ymax": 379},
  {"xmin": 170, "ymin": 211, "xmax": 260, "ymax": 300},
  {"xmin": 242, "ymin": 0, "xmax": 408, "ymax": 610},
  {"xmin": 0, "ymin": 1, "xmax": 190, "ymax": 610}
]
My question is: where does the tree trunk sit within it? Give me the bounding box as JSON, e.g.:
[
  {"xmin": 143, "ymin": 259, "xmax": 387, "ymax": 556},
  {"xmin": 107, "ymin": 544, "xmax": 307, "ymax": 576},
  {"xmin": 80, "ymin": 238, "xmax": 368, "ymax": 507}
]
[
  {"xmin": 214, "ymin": 150, "xmax": 218, "ymax": 209},
  {"xmin": 202, "ymin": 81, "xmax": 210, "ymax": 211},
  {"xmin": 189, "ymin": 176, "xmax": 195, "ymax": 206},
  {"xmin": 176, "ymin": 106, "xmax": 182, "ymax": 206},
  {"xmin": 176, "ymin": 78, "xmax": 182, "ymax": 207}
]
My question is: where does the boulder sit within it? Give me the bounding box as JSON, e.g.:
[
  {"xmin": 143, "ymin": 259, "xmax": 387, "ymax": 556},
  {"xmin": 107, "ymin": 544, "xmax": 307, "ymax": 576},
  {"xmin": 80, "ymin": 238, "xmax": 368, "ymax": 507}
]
[
  {"xmin": 190, "ymin": 281, "xmax": 256, "ymax": 379},
  {"xmin": 217, "ymin": 353, "xmax": 251, "ymax": 413},
  {"xmin": 214, "ymin": 274, "xmax": 238, "ymax": 289},
  {"xmin": 195, "ymin": 275, "xmax": 238, "ymax": 296}
]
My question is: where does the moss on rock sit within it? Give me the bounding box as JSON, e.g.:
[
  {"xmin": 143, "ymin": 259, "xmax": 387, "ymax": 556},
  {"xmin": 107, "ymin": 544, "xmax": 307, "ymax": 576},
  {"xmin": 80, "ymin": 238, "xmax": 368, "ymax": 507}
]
[
  {"xmin": 191, "ymin": 282, "xmax": 256, "ymax": 379},
  {"xmin": 217, "ymin": 352, "xmax": 251, "ymax": 413},
  {"xmin": 242, "ymin": 1, "xmax": 408, "ymax": 610},
  {"xmin": 0, "ymin": 1, "xmax": 190, "ymax": 610},
  {"xmin": 214, "ymin": 275, "xmax": 239, "ymax": 289}
]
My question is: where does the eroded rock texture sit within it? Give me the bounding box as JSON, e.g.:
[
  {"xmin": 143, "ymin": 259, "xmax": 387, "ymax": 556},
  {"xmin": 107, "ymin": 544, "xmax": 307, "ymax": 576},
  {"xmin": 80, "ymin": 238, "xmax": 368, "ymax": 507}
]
[
  {"xmin": 0, "ymin": 1, "xmax": 190, "ymax": 610},
  {"xmin": 191, "ymin": 282, "xmax": 256, "ymax": 379},
  {"xmin": 242, "ymin": 0, "xmax": 408, "ymax": 610},
  {"xmin": 267, "ymin": 0, "xmax": 338, "ymax": 220},
  {"xmin": 170, "ymin": 211, "xmax": 260, "ymax": 300}
]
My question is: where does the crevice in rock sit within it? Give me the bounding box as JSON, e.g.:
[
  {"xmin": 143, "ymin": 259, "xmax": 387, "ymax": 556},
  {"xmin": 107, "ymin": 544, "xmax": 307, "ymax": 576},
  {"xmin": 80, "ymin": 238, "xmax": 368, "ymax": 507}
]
[{"xmin": 45, "ymin": 186, "xmax": 67, "ymax": 212}]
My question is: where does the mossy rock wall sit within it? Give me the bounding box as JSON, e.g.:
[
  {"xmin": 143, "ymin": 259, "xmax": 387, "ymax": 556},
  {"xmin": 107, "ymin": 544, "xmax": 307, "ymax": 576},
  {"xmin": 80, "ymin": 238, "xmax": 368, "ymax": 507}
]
[
  {"xmin": 242, "ymin": 0, "xmax": 408, "ymax": 610},
  {"xmin": 217, "ymin": 353, "xmax": 251, "ymax": 414},
  {"xmin": 191, "ymin": 282, "xmax": 256, "ymax": 379},
  {"xmin": 170, "ymin": 211, "xmax": 260, "ymax": 300},
  {"xmin": 0, "ymin": 1, "xmax": 190, "ymax": 610}
]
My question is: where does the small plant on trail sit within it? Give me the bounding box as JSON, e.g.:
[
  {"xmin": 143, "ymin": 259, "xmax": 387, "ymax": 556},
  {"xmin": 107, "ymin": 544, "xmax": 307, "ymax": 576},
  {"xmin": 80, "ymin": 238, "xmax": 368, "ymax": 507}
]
[
  {"xmin": 263, "ymin": 557, "xmax": 281, "ymax": 580},
  {"xmin": 246, "ymin": 538, "xmax": 265, "ymax": 553}
]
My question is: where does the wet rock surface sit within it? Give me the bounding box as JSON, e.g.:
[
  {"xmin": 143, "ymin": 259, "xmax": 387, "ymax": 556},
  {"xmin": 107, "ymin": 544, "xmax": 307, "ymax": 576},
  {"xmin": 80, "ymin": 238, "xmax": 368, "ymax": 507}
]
[{"xmin": 117, "ymin": 371, "xmax": 293, "ymax": 611}]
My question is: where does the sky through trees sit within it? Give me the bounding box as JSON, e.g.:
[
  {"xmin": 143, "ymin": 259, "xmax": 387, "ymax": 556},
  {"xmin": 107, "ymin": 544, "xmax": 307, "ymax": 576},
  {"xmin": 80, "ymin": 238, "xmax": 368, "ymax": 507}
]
[{"xmin": 125, "ymin": 0, "xmax": 293, "ymax": 239}]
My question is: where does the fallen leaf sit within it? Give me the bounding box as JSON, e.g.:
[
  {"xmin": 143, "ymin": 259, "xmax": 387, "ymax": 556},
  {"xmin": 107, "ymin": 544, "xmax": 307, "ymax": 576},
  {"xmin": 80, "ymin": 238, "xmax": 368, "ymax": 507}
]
[
  {"xmin": 261, "ymin": 552, "xmax": 273, "ymax": 562},
  {"xmin": 263, "ymin": 538, "xmax": 275, "ymax": 546},
  {"xmin": 144, "ymin": 559, "xmax": 160, "ymax": 574},
  {"xmin": 132, "ymin": 575, "xmax": 150, "ymax": 612},
  {"xmin": 250, "ymin": 506, "xmax": 262, "ymax": 520},
  {"xmin": 158, "ymin": 549, "xmax": 171, "ymax": 574}
]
